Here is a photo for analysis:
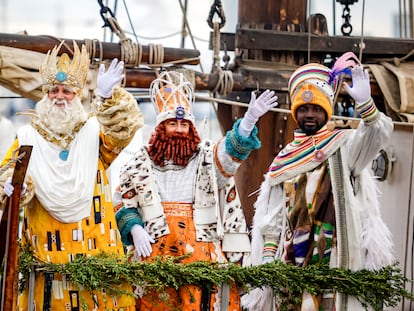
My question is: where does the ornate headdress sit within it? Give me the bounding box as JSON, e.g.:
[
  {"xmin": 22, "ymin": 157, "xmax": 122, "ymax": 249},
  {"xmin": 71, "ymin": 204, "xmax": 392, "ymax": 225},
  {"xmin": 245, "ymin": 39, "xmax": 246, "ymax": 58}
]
[
  {"xmin": 39, "ymin": 41, "xmax": 90, "ymax": 96},
  {"xmin": 150, "ymin": 71, "xmax": 195, "ymax": 125},
  {"xmin": 289, "ymin": 52, "xmax": 360, "ymax": 123}
]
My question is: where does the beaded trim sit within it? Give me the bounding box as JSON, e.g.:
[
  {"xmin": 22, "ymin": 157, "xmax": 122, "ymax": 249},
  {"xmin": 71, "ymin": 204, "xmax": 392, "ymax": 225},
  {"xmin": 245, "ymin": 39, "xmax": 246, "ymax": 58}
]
[
  {"xmin": 162, "ymin": 202, "xmax": 193, "ymax": 217},
  {"xmin": 31, "ymin": 116, "xmax": 85, "ymax": 149},
  {"xmin": 225, "ymin": 119, "xmax": 261, "ymax": 161}
]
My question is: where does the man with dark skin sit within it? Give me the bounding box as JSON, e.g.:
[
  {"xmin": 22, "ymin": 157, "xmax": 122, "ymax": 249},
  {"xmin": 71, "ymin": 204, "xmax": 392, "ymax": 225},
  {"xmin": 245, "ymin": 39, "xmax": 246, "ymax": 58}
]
[
  {"xmin": 295, "ymin": 104, "xmax": 327, "ymax": 135},
  {"xmin": 242, "ymin": 53, "xmax": 395, "ymax": 311}
]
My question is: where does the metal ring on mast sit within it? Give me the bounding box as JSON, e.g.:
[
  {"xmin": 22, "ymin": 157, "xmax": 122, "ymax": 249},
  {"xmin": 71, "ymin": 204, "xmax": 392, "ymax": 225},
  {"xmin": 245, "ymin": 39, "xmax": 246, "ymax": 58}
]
[{"xmin": 207, "ymin": 0, "xmax": 226, "ymax": 30}]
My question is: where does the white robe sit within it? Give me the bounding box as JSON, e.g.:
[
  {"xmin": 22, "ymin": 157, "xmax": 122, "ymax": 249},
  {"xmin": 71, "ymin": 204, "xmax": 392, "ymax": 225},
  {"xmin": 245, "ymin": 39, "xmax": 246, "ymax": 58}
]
[{"xmin": 243, "ymin": 112, "xmax": 395, "ymax": 311}]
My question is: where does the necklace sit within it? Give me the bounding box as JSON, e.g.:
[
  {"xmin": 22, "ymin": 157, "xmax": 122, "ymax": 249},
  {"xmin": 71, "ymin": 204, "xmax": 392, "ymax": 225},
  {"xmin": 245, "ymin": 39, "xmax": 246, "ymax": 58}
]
[{"xmin": 312, "ymin": 136, "xmax": 325, "ymax": 162}]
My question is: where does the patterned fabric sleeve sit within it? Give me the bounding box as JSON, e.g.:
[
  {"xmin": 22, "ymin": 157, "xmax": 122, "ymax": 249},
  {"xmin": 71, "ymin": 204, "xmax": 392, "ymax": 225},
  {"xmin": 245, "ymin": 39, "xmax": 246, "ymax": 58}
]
[
  {"xmin": 221, "ymin": 177, "xmax": 251, "ymax": 264},
  {"xmin": 345, "ymin": 99, "xmax": 393, "ymax": 175},
  {"xmin": 213, "ymin": 119, "xmax": 262, "ymax": 188},
  {"xmin": 225, "ymin": 118, "xmax": 261, "ymax": 161},
  {"xmin": 355, "ymin": 97, "xmax": 380, "ymax": 125},
  {"xmin": 92, "ymin": 87, "xmax": 144, "ymax": 167},
  {"xmin": 118, "ymin": 159, "xmax": 140, "ymax": 210},
  {"xmin": 115, "ymin": 206, "xmax": 144, "ymax": 246}
]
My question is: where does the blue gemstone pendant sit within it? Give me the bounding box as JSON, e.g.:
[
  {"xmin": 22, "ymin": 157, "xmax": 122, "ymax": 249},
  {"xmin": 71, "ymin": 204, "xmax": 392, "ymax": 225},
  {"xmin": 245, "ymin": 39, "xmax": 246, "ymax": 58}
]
[{"xmin": 59, "ymin": 150, "xmax": 69, "ymax": 161}]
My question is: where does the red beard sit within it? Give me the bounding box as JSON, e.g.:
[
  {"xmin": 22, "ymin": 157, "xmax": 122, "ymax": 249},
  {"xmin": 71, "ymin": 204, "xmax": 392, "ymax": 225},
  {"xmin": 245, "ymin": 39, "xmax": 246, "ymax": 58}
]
[{"xmin": 147, "ymin": 122, "xmax": 201, "ymax": 167}]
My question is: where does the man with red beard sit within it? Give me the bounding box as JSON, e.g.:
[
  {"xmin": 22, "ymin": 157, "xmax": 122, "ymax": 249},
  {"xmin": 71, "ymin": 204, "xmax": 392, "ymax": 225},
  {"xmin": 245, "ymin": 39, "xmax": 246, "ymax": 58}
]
[
  {"xmin": 114, "ymin": 70, "xmax": 278, "ymax": 311},
  {"xmin": 0, "ymin": 42, "xmax": 142, "ymax": 310}
]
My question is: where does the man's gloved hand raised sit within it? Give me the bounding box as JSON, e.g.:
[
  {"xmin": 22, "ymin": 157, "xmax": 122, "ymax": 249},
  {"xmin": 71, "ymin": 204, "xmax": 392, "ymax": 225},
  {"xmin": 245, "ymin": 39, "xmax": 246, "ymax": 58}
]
[
  {"xmin": 239, "ymin": 89, "xmax": 278, "ymax": 137},
  {"xmin": 130, "ymin": 224, "xmax": 154, "ymax": 258},
  {"xmin": 96, "ymin": 58, "xmax": 125, "ymax": 99},
  {"xmin": 343, "ymin": 65, "xmax": 371, "ymax": 104}
]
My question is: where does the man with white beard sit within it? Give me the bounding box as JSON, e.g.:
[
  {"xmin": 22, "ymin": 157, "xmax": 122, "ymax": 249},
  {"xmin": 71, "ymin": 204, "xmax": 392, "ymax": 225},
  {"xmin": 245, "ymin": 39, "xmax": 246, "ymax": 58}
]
[
  {"xmin": 34, "ymin": 84, "xmax": 88, "ymax": 137},
  {"xmin": 0, "ymin": 42, "xmax": 142, "ymax": 310}
]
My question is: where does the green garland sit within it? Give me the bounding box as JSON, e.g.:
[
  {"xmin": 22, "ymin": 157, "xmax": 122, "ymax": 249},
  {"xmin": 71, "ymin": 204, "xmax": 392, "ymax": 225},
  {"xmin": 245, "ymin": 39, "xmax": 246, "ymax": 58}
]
[{"xmin": 18, "ymin": 245, "xmax": 413, "ymax": 311}]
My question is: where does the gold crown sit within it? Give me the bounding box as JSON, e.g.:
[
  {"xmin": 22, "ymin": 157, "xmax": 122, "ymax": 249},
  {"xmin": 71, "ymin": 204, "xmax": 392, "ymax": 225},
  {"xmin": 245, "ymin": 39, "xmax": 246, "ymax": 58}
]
[{"xmin": 39, "ymin": 41, "xmax": 90, "ymax": 96}]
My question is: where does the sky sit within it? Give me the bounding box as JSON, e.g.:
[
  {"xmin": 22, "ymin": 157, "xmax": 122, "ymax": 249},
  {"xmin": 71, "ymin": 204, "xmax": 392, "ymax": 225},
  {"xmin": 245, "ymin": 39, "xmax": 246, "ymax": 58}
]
[
  {"xmin": 313, "ymin": 0, "xmax": 403, "ymax": 38},
  {"xmin": 0, "ymin": 0, "xmax": 239, "ymax": 74}
]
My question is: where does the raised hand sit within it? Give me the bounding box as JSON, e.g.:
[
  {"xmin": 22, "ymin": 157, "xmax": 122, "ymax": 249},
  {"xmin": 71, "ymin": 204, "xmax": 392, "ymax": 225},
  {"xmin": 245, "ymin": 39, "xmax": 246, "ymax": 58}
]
[
  {"xmin": 343, "ymin": 65, "xmax": 371, "ymax": 104},
  {"xmin": 96, "ymin": 58, "xmax": 125, "ymax": 98},
  {"xmin": 239, "ymin": 89, "xmax": 278, "ymax": 137}
]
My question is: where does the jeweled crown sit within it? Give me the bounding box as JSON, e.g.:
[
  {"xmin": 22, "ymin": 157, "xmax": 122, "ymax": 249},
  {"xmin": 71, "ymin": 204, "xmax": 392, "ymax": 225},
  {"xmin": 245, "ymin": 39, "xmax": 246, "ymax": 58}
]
[{"xmin": 39, "ymin": 41, "xmax": 90, "ymax": 96}]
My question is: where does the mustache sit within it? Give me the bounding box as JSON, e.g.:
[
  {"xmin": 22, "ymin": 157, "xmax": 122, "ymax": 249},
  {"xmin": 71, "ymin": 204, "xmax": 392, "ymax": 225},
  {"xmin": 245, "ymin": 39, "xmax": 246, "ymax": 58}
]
[{"xmin": 51, "ymin": 98, "xmax": 68, "ymax": 107}]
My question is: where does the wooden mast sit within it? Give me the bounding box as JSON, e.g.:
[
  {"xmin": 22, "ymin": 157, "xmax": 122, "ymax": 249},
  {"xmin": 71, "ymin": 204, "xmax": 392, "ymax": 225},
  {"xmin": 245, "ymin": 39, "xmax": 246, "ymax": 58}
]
[
  {"xmin": 1, "ymin": 146, "xmax": 32, "ymax": 311},
  {"xmin": 225, "ymin": 0, "xmax": 307, "ymax": 227},
  {"xmin": 0, "ymin": 33, "xmax": 200, "ymax": 65}
]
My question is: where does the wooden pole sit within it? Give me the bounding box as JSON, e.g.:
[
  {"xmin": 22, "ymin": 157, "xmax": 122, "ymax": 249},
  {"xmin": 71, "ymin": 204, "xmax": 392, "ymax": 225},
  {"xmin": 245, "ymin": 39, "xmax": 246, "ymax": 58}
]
[
  {"xmin": 230, "ymin": 0, "xmax": 307, "ymax": 227},
  {"xmin": 0, "ymin": 32, "xmax": 200, "ymax": 65},
  {"xmin": 1, "ymin": 146, "xmax": 33, "ymax": 311}
]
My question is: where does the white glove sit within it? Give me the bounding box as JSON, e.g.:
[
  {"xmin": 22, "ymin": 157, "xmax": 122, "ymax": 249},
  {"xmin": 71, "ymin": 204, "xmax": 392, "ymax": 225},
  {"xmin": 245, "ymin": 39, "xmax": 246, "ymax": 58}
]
[
  {"xmin": 3, "ymin": 177, "xmax": 27, "ymax": 197},
  {"xmin": 262, "ymin": 256, "xmax": 275, "ymax": 264},
  {"xmin": 225, "ymin": 252, "xmax": 243, "ymax": 263},
  {"xmin": 342, "ymin": 65, "xmax": 371, "ymax": 104},
  {"xmin": 239, "ymin": 89, "xmax": 278, "ymax": 137},
  {"xmin": 4, "ymin": 177, "xmax": 14, "ymax": 197},
  {"xmin": 131, "ymin": 224, "xmax": 154, "ymax": 258},
  {"xmin": 96, "ymin": 58, "xmax": 125, "ymax": 98}
]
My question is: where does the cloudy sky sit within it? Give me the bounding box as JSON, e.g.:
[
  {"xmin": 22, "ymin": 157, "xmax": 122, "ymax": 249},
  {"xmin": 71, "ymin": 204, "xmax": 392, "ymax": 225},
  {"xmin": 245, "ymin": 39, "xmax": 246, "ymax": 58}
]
[{"xmin": 0, "ymin": 0, "xmax": 238, "ymax": 73}]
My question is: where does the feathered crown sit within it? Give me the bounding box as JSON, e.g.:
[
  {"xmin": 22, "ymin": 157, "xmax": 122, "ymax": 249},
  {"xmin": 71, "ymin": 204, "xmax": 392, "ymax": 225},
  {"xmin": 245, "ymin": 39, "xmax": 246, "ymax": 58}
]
[
  {"xmin": 288, "ymin": 52, "xmax": 360, "ymax": 123},
  {"xmin": 150, "ymin": 71, "xmax": 195, "ymax": 125},
  {"xmin": 39, "ymin": 41, "xmax": 90, "ymax": 96}
]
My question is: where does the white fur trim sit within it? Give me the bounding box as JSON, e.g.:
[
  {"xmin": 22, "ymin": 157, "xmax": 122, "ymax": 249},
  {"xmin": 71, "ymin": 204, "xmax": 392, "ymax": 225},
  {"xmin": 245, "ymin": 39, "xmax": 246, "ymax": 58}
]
[
  {"xmin": 360, "ymin": 169, "xmax": 395, "ymax": 269},
  {"xmin": 241, "ymin": 287, "xmax": 274, "ymax": 311},
  {"xmin": 250, "ymin": 176, "xmax": 270, "ymax": 266},
  {"xmin": 193, "ymin": 206, "xmax": 218, "ymax": 224},
  {"xmin": 250, "ymin": 174, "xmax": 285, "ymax": 266},
  {"xmin": 222, "ymin": 233, "xmax": 251, "ymax": 252}
]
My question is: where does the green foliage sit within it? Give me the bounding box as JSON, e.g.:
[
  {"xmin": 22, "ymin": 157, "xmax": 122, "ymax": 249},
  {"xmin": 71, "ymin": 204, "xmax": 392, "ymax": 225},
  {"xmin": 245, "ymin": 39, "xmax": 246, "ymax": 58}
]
[{"xmin": 19, "ymin": 247, "xmax": 414, "ymax": 311}]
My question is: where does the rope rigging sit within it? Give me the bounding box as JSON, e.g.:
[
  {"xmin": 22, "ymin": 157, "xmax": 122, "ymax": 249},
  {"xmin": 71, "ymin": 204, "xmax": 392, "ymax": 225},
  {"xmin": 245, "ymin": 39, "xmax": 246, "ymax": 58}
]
[
  {"xmin": 97, "ymin": 0, "xmax": 143, "ymax": 69},
  {"xmin": 95, "ymin": 0, "xmax": 208, "ymax": 85},
  {"xmin": 95, "ymin": 0, "xmax": 239, "ymax": 99},
  {"xmin": 207, "ymin": 0, "xmax": 234, "ymax": 96},
  {"xmin": 177, "ymin": 0, "xmax": 204, "ymax": 73}
]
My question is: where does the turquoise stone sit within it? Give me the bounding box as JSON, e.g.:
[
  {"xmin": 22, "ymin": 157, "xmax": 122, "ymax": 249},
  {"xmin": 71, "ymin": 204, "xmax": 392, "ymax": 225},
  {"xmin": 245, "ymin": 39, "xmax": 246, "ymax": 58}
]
[
  {"xmin": 56, "ymin": 71, "xmax": 67, "ymax": 82},
  {"xmin": 59, "ymin": 150, "xmax": 69, "ymax": 161}
]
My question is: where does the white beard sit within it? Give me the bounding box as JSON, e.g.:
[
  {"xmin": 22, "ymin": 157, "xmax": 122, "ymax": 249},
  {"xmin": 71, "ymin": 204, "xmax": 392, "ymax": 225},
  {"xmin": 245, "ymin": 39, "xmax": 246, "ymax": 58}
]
[{"xmin": 36, "ymin": 95, "xmax": 88, "ymax": 135}]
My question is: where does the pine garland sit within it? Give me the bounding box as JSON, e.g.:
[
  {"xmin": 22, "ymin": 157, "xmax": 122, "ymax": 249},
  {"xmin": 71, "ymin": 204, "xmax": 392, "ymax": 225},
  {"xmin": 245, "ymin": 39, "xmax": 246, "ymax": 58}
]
[{"xmin": 18, "ymin": 246, "xmax": 413, "ymax": 311}]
